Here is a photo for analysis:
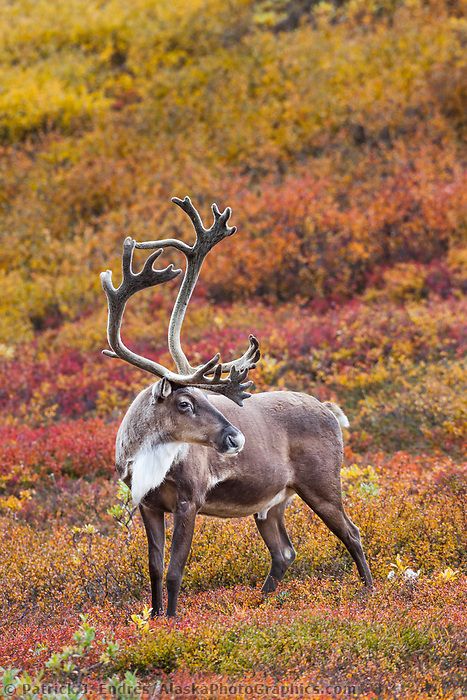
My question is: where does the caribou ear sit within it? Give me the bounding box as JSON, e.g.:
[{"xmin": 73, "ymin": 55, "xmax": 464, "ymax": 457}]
[{"xmin": 151, "ymin": 377, "xmax": 173, "ymax": 404}]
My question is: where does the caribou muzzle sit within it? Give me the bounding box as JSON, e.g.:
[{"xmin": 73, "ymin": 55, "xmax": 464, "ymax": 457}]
[{"xmin": 217, "ymin": 425, "xmax": 245, "ymax": 455}]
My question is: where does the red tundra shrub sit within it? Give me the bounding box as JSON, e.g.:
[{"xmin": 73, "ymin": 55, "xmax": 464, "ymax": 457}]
[{"xmin": 0, "ymin": 419, "xmax": 116, "ymax": 482}]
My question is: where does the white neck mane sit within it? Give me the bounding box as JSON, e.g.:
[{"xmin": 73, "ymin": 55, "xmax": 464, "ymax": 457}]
[{"xmin": 130, "ymin": 442, "xmax": 188, "ymax": 505}]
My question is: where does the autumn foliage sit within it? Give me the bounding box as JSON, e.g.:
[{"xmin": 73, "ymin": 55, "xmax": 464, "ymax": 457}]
[{"xmin": 0, "ymin": 0, "xmax": 466, "ymax": 697}]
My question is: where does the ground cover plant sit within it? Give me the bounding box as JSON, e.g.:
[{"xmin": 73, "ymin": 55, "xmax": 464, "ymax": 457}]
[{"xmin": 0, "ymin": 0, "xmax": 466, "ymax": 697}]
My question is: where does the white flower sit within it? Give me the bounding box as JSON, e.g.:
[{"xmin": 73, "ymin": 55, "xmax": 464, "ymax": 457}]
[
  {"xmin": 387, "ymin": 570, "xmax": 396, "ymax": 580},
  {"xmin": 404, "ymin": 568, "xmax": 420, "ymax": 581}
]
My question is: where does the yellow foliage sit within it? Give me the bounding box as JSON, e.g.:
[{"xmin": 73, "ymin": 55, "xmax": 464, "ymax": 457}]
[
  {"xmin": 437, "ymin": 567, "xmax": 460, "ymax": 582},
  {"xmin": 0, "ymin": 490, "xmax": 32, "ymax": 513}
]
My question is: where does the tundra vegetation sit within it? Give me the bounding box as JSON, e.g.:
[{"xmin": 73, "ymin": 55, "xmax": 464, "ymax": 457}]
[{"xmin": 0, "ymin": 0, "xmax": 465, "ymax": 697}]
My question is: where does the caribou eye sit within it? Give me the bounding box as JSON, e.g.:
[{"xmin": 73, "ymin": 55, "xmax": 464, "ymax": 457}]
[{"xmin": 177, "ymin": 400, "xmax": 194, "ymax": 413}]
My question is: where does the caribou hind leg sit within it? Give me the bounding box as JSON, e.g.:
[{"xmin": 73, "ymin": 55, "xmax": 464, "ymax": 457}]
[
  {"xmin": 254, "ymin": 501, "xmax": 296, "ymax": 593},
  {"xmin": 296, "ymin": 485, "xmax": 373, "ymax": 588}
]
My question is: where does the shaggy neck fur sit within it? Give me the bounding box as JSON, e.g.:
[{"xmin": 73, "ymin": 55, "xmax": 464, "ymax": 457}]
[{"xmin": 131, "ymin": 441, "xmax": 188, "ymax": 505}]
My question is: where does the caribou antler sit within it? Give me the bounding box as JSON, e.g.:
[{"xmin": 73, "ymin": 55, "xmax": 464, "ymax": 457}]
[
  {"xmin": 100, "ymin": 234, "xmax": 256, "ymax": 406},
  {"xmin": 135, "ymin": 196, "xmax": 261, "ymax": 376}
]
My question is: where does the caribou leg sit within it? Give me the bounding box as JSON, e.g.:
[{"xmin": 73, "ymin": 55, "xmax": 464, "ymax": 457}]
[
  {"xmin": 296, "ymin": 486, "xmax": 373, "ymax": 588},
  {"xmin": 254, "ymin": 501, "xmax": 296, "ymax": 594},
  {"xmin": 139, "ymin": 505, "xmax": 165, "ymax": 617},
  {"xmin": 166, "ymin": 500, "xmax": 197, "ymax": 617},
  {"xmin": 140, "ymin": 504, "xmax": 166, "ymax": 616}
]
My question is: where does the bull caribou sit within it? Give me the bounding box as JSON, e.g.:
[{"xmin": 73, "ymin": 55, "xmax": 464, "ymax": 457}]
[{"xmin": 101, "ymin": 196, "xmax": 373, "ymax": 617}]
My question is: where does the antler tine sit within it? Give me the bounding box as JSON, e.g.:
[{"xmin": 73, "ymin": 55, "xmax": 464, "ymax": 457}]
[
  {"xmin": 133, "ymin": 197, "xmax": 260, "ymax": 380},
  {"xmin": 171, "ymin": 196, "xmax": 206, "ymax": 242},
  {"xmin": 135, "ymin": 196, "xmax": 236, "ymax": 256},
  {"xmin": 211, "ymin": 202, "xmax": 237, "ymax": 238},
  {"xmin": 219, "ymin": 334, "xmax": 261, "ymax": 374},
  {"xmin": 100, "ymin": 237, "xmax": 182, "ymax": 374},
  {"xmin": 100, "ymin": 235, "xmax": 257, "ymax": 406},
  {"xmin": 170, "ymin": 196, "xmax": 237, "ymax": 254},
  {"xmin": 184, "ymin": 362, "xmax": 255, "ymax": 407}
]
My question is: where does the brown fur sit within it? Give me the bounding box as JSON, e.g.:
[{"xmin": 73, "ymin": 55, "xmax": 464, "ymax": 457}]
[{"xmin": 118, "ymin": 382, "xmax": 373, "ymax": 617}]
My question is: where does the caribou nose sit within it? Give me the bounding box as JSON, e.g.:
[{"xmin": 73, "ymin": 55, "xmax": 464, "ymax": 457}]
[{"xmin": 222, "ymin": 427, "xmax": 245, "ymax": 455}]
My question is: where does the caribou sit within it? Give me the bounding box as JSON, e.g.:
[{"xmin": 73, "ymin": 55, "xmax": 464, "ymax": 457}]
[{"xmin": 101, "ymin": 196, "xmax": 373, "ymax": 617}]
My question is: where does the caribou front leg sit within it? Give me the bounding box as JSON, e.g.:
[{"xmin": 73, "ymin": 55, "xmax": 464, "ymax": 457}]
[
  {"xmin": 140, "ymin": 505, "xmax": 166, "ymax": 617},
  {"xmin": 166, "ymin": 500, "xmax": 197, "ymax": 617}
]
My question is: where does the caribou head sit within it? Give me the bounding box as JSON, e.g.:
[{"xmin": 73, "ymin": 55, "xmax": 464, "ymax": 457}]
[{"xmin": 149, "ymin": 378, "xmax": 245, "ymax": 455}]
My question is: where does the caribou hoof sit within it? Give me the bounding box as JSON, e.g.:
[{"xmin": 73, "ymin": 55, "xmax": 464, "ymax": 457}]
[
  {"xmin": 355, "ymin": 584, "xmax": 376, "ymax": 601},
  {"xmin": 261, "ymin": 576, "xmax": 280, "ymax": 594}
]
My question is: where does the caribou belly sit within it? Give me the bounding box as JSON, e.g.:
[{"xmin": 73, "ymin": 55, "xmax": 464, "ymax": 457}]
[{"xmin": 200, "ymin": 485, "xmax": 294, "ymax": 519}]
